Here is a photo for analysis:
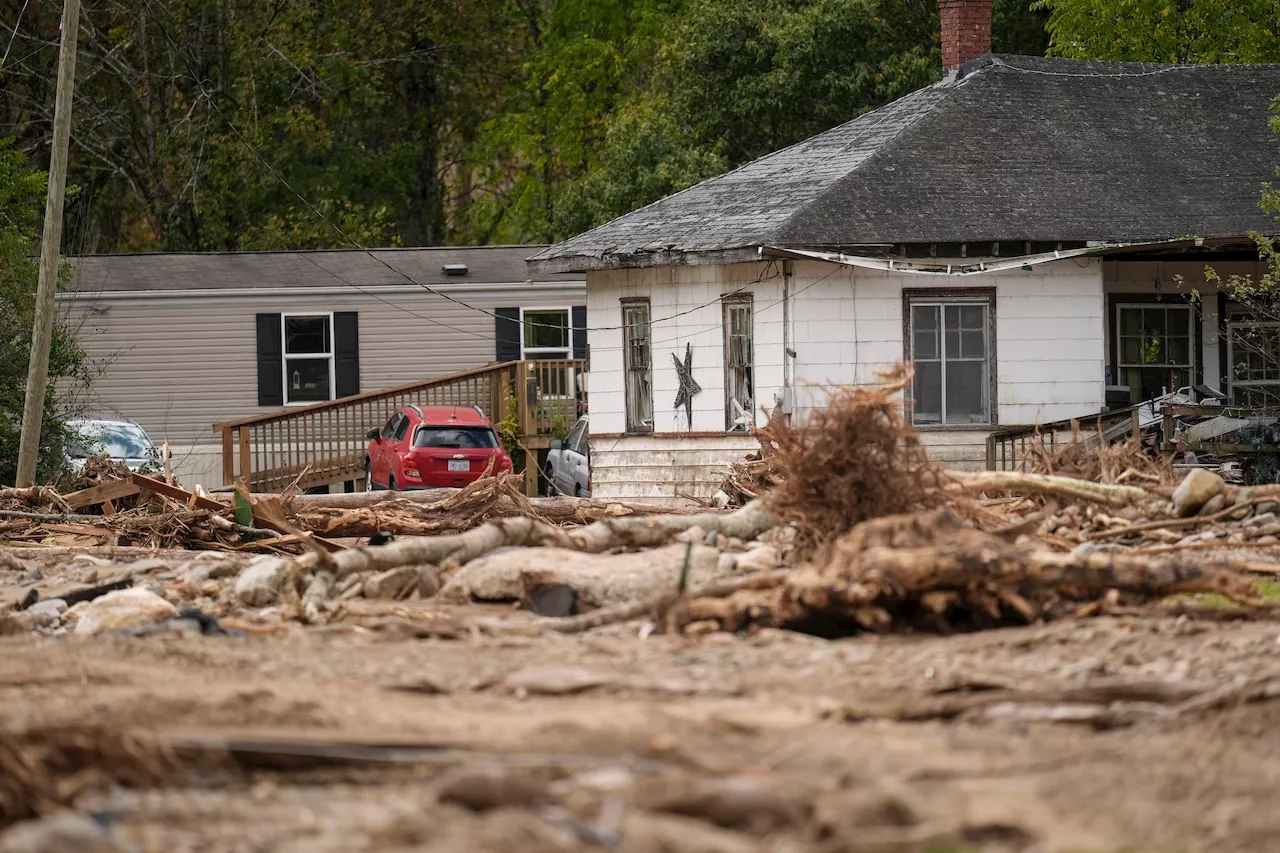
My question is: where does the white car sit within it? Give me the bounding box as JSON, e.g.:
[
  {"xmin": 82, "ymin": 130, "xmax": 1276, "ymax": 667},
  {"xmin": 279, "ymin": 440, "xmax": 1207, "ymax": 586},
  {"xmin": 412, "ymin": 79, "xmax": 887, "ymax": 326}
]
[
  {"xmin": 66, "ymin": 417, "xmax": 160, "ymax": 473},
  {"xmin": 545, "ymin": 415, "xmax": 590, "ymax": 497}
]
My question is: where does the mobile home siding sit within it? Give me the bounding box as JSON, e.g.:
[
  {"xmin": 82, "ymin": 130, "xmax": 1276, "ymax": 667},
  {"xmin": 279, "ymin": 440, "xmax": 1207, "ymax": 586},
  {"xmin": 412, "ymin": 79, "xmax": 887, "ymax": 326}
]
[{"xmin": 58, "ymin": 281, "xmax": 584, "ymax": 488}]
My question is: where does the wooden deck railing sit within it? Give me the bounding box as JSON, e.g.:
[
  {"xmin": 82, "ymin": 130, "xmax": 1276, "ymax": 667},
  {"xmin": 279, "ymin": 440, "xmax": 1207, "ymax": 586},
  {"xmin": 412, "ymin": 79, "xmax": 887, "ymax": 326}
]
[
  {"xmin": 985, "ymin": 404, "xmax": 1143, "ymax": 472},
  {"xmin": 216, "ymin": 359, "xmax": 586, "ymax": 494}
]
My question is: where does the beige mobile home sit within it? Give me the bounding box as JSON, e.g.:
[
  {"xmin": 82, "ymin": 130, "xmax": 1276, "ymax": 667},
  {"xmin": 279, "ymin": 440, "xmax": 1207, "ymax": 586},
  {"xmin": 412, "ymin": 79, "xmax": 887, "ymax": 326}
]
[{"xmin": 60, "ymin": 246, "xmax": 585, "ymax": 490}]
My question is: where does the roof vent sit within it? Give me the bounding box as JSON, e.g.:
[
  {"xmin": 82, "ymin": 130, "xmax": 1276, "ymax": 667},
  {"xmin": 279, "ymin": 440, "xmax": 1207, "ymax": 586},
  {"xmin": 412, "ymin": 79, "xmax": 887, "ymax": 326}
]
[{"xmin": 442, "ymin": 264, "xmax": 469, "ymax": 276}]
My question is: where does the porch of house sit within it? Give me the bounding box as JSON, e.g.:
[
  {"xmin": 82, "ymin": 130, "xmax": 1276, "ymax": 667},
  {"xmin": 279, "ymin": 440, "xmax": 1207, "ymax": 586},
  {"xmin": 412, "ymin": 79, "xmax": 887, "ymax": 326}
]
[{"xmin": 215, "ymin": 359, "xmax": 585, "ymax": 495}]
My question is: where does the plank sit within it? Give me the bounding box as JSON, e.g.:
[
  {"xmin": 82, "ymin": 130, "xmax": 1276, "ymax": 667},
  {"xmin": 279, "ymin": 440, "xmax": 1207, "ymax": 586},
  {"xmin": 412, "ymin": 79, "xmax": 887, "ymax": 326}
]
[
  {"xmin": 130, "ymin": 472, "xmax": 226, "ymax": 512},
  {"xmin": 63, "ymin": 479, "xmax": 142, "ymax": 510}
]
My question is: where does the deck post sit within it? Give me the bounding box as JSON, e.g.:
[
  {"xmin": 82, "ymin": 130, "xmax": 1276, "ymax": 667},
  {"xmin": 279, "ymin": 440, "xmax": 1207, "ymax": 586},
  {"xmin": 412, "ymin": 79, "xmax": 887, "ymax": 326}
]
[
  {"xmin": 219, "ymin": 425, "xmax": 234, "ymax": 487},
  {"xmin": 239, "ymin": 429, "xmax": 252, "ymax": 489}
]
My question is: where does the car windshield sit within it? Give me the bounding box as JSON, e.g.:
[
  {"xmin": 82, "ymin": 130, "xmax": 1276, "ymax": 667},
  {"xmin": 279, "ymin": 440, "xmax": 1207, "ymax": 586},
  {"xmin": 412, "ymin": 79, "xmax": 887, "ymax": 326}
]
[
  {"xmin": 69, "ymin": 423, "xmax": 153, "ymax": 459},
  {"xmin": 413, "ymin": 426, "xmax": 498, "ymax": 449}
]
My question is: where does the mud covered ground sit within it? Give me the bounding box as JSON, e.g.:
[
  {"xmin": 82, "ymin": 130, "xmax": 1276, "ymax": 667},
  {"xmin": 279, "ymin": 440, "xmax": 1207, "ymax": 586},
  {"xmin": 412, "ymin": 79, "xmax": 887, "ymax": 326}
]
[{"xmin": 5, "ymin": 598, "xmax": 1280, "ymax": 852}]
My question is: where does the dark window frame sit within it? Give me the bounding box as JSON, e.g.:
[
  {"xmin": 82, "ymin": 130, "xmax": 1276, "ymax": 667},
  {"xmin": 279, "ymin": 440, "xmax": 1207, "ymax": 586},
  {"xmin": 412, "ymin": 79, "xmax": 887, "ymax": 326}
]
[
  {"xmin": 901, "ymin": 288, "xmax": 998, "ymax": 428},
  {"xmin": 723, "ymin": 294, "xmax": 755, "ymax": 433},
  {"xmin": 1105, "ymin": 292, "xmax": 1203, "ymax": 405}
]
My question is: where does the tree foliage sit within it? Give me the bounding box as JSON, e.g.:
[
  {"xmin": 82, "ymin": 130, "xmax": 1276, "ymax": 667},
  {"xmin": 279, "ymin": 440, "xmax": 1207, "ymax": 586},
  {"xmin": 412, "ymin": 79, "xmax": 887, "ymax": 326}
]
[
  {"xmin": 1035, "ymin": 0, "xmax": 1280, "ymax": 63},
  {"xmin": 0, "ymin": 0, "xmax": 1049, "ymax": 251},
  {"xmin": 0, "ymin": 139, "xmax": 85, "ymax": 485}
]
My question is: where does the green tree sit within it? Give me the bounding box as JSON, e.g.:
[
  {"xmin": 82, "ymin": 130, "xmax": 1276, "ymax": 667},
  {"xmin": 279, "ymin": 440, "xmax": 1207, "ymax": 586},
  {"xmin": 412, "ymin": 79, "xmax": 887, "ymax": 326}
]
[
  {"xmin": 1035, "ymin": 0, "xmax": 1280, "ymax": 63},
  {"xmin": 0, "ymin": 138, "xmax": 85, "ymax": 485}
]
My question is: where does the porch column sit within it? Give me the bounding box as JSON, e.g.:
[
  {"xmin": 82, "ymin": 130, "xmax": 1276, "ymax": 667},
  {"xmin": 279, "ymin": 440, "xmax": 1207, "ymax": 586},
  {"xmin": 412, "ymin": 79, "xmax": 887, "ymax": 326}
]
[{"xmin": 1201, "ymin": 295, "xmax": 1221, "ymax": 392}]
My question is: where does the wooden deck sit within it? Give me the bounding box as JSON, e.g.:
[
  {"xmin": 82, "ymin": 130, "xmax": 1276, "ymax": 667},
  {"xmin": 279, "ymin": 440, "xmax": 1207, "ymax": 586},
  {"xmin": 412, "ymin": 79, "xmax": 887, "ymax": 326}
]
[{"xmin": 215, "ymin": 359, "xmax": 585, "ymax": 494}]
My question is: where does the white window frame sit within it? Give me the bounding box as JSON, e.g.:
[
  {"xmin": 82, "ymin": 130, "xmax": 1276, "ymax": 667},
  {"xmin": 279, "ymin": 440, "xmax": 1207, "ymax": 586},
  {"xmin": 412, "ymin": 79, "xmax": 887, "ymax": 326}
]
[
  {"xmin": 723, "ymin": 295, "xmax": 754, "ymax": 432},
  {"xmin": 1227, "ymin": 315, "xmax": 1280, "ymax": 406},
  {"xmin": 519, "ymin": 306, "xmax": 572, "ymax": 360},
  {"xmin": 908, "ymin": 297, "xmax": 992, "ymax": 426},
  {"xmin": 1115, "ymin": 303, "xmax": 1195, "ymax": 398},
  {"xmin": 281, "ymin": 312, "xmax": 335, "ymax": 406}
]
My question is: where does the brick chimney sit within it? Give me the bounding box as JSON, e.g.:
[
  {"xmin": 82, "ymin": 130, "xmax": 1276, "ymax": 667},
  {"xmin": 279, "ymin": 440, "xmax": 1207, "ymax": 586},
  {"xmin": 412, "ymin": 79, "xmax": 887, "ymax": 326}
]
[{"xmin": 938, "ymin": 0, "xmax": 992, "ymax": 72}]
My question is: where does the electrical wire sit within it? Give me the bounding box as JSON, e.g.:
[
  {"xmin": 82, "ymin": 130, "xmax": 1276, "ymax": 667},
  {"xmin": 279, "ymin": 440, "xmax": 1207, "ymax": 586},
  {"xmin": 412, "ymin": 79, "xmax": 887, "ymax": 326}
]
[
  {"xmin": 135, "ymin": 0, "xmax": 770, "ymax": 337},
  {"xmin": 0, "ymin": 0, "xmax": 31, "ymax": 70}
]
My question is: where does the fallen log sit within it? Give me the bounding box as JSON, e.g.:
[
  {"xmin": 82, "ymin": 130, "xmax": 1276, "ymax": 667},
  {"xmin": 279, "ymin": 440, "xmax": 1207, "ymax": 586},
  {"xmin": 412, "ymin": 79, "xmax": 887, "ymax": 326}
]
[
  {"xmin": 293, "ymin": 501, "xmax": 777, "ymax": 600},
  {"xmin": 0, "ymin": 486, "xmax": 72, "ymax": 513},
  {"xmin": 213, "ymin": 487, "xmax": 703, "ymax": 517},
  {"xmin": 950, "ymin": 471, "xmax": 1159, "ymax": 507}
]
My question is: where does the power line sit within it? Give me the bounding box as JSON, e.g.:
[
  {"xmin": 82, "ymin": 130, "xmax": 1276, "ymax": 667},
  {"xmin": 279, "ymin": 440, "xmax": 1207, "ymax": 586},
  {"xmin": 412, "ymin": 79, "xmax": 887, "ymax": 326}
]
[
  {"xmin": 0, "ymin": 0, "xmax": 30, "ymax": 70},
  {"xmin": 136, "ymin": 0, "xmax": 767, "ymax": 337}
]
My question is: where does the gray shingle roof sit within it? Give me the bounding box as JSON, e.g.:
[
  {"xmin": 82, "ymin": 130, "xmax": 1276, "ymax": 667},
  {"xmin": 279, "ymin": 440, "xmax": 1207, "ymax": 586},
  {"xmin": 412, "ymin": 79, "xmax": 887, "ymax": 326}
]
[
  {"xmin": 67, "ymin": 245, "xmax": 580, "ymax": 293},
  {"xmin": 530, "ymin": 55, "xmax": 1280, "ymax": 272}
]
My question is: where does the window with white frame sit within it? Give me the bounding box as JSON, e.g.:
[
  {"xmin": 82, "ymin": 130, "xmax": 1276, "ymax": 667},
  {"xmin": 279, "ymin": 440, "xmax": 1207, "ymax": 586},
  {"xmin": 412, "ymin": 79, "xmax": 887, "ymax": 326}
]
[
  {"xmin": 283, "ymin": 314, "xmax": 334, "ymax": 404},
  {"xmin": 521, "ymin": 308, "xmax": 571, "ymax": 359},
  {"xmin": 1116, "ymin": 304, "xmax": 1193, "ymax": 402},
  {"xmin": 724, "ymin": 296, "xmax": 754, "ymax": 432},
  {"xmin": 908, "ymin": 297, "xmax": 991, "ymax": 425},
  {"xmin": 1227, "ymin": 314, "xmax": 1280, "ymax": 406},
  {"xmin": 622, "ymin": 299, "xmax": 653, "ymax": 433}
]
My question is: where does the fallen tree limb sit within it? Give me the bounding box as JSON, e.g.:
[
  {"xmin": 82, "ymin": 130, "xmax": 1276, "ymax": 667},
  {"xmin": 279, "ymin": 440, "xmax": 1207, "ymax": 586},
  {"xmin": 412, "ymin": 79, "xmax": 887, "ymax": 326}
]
[
  {"xmin": 293, "ymin": 500, "xmax": 777, "ymax": 591},
  {"xmin": 0, "ymin": 486, "xmax": 72, "ymax": 513},
  {"xmin": 1087, "ymin": 496, "xmax": 1272, "ymax": 542},
  {"xmin": 950, "ymin": 471, "xmax": 1159, "ymax": 507}
]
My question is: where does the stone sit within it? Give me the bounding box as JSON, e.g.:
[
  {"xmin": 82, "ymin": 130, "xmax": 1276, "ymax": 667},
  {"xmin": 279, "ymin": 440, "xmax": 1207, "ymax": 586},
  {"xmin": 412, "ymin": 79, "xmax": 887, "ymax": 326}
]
[
  {"xmin": 1246, "ymin": 512, "xmax": 1278, "ymax": 528},
  {"xmin": 734, "ymin": 544, "xmax": 780, "ymax": 574},
  {"xmin": 504, "ymin": 665, "xmax": 614, "ymax": 696},
  {"xmin": 710, "ymin": 489, "xmax": 730, "ymax": 509},
  {"xmin": 1171, "ymin": 469, "xmax": 1224, "ymax": 518},
  {"xmin": 0, "ymin": 811, "xmax": 129, "ymax": 853},
  {"xmin": 1197, "ymin": 494, "xmax": 1227, "ymax": 517},
  {"xmin": 26, "ymin": 598, "xmax": 67, "ymax": 618},
  {"xmin": 656, "ymin": 776, "xmax": 807, "ymax": 833},
  {"xmin": 675, "ymin": 525, "xmax": 707, "ymax": 544},
  {"xmin": 234, "ymin": 556, "xmax": 289, "ymax": 606},
  {"xmin": 716, "ymin": 552, "xmax": 738, "ymax": 574},
  {"xmin": 1258, "ymin": 535, "xmax": 1278, "ymax": 545},
  {"xmin": 74, "ymin": 588, "xmax": 179, "ymax": 635},
  {"xmin": 123, "ymin": 558, "xmax": 171, "ymax": 575},
  {"xmin": 180, "ymin": 556, "xmax": 240, "ymax": 583},
  {"xmin": 362, "ymin": 566, "xmax": 422, "ymax": 600},
  {"xmin": 15, "ymin": 601, "xmax": 64, "ymax": 631},
  {"xmin": 436, "ymin": 766, "xmax": 548, "ymax": 812},
  {"xmin": 417, "ymin": 566, "xmax": 441, "ymax": 597}
]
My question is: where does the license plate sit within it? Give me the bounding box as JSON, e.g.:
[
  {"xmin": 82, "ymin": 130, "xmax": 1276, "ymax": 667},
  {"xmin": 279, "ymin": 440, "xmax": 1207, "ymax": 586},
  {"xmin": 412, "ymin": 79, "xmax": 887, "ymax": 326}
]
[{"xmin": 448, "ymin": 460, "xmax": 470, "ymax": 472}]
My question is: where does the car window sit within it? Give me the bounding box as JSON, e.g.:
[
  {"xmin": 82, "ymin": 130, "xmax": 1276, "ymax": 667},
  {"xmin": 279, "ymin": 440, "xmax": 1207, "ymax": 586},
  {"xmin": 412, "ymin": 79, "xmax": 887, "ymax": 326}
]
[
  {"xmin": 413, "ymin": 427, "xmax": 499, "ymax": 449},
  {"xmin": 393, "ymin": 415, "xmax": 412, "ymax": 441},
  {"xmin": 381, "ymin": 414, "xmax": 400, "ymax": 439},
  {"xmin": 69, "ymin": 423, "xmax": 152, "ymax": 459},
  {"xmin": 565, "ymin": 418, "xmax": 588, "ymax": 455}
]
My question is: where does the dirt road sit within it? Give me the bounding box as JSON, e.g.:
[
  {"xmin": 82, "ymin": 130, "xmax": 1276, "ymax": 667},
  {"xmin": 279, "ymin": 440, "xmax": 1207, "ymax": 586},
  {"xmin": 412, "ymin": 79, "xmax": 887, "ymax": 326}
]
[{"xmin": 5, "ymin": 608, "xmax": 1280, "ymax": 852}]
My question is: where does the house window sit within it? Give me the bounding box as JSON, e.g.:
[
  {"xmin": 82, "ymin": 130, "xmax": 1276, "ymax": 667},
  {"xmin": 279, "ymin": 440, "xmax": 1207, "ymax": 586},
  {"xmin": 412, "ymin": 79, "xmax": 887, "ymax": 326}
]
[
  {"xmin": 908, "ymin": 297, "xmax": 992, "ymax": 425},
  {"xmin": 1228, "ymin": 316, "xmax": 1280, "ymax": 406},
  {"xmin": 724, "ymin": 296, "xmax": 754, "ymax": 431},
  {"xmin": 622, "ymin": 299, "xmax": 653, "ymax": 433},
  {"xmin": 521, "ymin": 308, "xmax": 571, "ymax": 359},
  {"xmin": 283, "ymin": 314, "xmax": 334, "ymax": 404},
  {"xmin": 1116, "ymin": 304, "xmax": 1193, "ymax": 402}
]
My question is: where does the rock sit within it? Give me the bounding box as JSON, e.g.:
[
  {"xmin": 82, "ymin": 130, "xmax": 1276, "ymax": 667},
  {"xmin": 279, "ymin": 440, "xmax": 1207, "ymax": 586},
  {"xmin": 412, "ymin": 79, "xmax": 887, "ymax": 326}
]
[
  {"xmin": 234, "ymin": 556, "xmax": 289, "ymax": 606},
  {"xmin": 27, "ymin": 598, "xmax": 66, "ymax": 618},
  {"xmin": 180, "ymin": 556, "xmax": 240, "ymax": 583},
  {"xmin": 675, "ymin": 525, "xmax": 707, "ymax": 544},
  {"xmin": 710, "ymin": 490, "xmax": 730, "ymax": 509},
  {"xmin": 1172, "ymin": 469, "xmax": 1224, "ymax": 518},
  {"xmin": 15, "ymin": 602, "xmax": 63, "ymax": 631},
  {"xmin": 417, "ymin": 566, "xmax": 441, "ymax": 597},
  {"xmin": 123, "ymin": 558, "xmax": 171, "ymax": 575},
  {"xmin": 504, "ymin": 665, "xmax": 614, "ymax": 696},
  {"xmin": 734, "ymin": 544, "xmax": 780, "ymax": 574},
  {"xmin": 19, "ymin": 569, "xmax": 42, "ymax": 583},
  {"xmin": 74, "ymin": 588, "xmax": 179, "ymax": 635},
  {"xmin": 1247, "ymin": 512, "xmax": 1278, "ymax": 528},
  {"xmin": 436, "ymin": 766, "xmax": 549, "ymax": 811},
  {"xmin": 0, "ymin": 616, "xmax": 28, "ymax": 636},
  {"xmin": 656, "ymin": 776, "xmax": 807, "ymax": 833},
  {"xmin": 362, "ymin": 566, "xmax": 421, "ymax": 600},
  {"xmin": 0, "ymin": 811, "xmax": 129, "ymax": 853},
  {"xmin": 1197, "ymin": 494, "xmax": 1227, "ymax": 517},
  {"xmin": 1259, "ymin": 535, "xmax": 1279, "ymax": 545},
  {"xmin": 716, "ymin": 552, "xmax": 738, "ymax": 574}
]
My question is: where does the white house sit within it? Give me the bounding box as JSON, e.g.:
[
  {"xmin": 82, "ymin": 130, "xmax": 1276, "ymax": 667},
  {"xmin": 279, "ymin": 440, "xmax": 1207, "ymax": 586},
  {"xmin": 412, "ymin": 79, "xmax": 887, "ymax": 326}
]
[{"xmin": 528, "ymin": 0, "xmax": 1280, "ymax": 504}]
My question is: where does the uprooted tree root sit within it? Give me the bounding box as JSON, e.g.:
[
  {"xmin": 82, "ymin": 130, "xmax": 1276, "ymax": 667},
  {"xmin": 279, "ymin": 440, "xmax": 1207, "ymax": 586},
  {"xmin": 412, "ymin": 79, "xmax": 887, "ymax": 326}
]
[
  {"xmin": 670, "ymin": 509, "xmax": 1264, "ymax": 637},
  {"xmin": 762, "ymin": 367, "xmax": 949, "ymax": 559},
  {"xmin": 1022, "ymin": 424, "xmax": 1174, "ymax": 487}
]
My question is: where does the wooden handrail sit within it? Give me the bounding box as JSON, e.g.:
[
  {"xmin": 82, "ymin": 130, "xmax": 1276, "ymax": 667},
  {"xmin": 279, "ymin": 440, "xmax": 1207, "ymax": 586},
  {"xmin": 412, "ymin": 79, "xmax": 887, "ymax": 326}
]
[
  {"xmin": 214, "ymin": 360, "xmax": 523, "ymax": 431},
  {"xmin": 985, "ymin": 403, "xmax": 1144, "ymax": 471}
]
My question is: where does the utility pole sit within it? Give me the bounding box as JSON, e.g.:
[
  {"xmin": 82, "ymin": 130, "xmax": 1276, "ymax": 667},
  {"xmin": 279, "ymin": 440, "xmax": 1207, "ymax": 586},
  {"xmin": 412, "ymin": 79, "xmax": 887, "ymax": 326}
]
[{"xmin": 15, "ymin": 0, "xmax": 80, "ymax": 487}]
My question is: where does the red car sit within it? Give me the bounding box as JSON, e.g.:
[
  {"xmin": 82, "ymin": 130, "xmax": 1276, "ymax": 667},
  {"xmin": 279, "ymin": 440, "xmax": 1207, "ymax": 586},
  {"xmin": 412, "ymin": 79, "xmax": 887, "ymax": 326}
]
[{"xmin": 365, "ymin": 405, "xmax": 512, "ymax": 491}]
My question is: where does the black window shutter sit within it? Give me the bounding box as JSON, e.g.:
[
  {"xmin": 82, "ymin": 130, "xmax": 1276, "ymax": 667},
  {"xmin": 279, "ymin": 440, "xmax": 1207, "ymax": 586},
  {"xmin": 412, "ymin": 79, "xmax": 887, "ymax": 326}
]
[
  {"xmin": 256, "ymin": 313, "xmax": 283, "ymax": 407},
  {"xmin": 334, "ymin": 312, "xmax": 360, "ymax": 398},
  {"xmin": 571, "ymin": 305, "xmax": 587, "ymax": 360},
  {"xmin": 495, "ymin": 307, "xmax": 521, "ymax": 362}
]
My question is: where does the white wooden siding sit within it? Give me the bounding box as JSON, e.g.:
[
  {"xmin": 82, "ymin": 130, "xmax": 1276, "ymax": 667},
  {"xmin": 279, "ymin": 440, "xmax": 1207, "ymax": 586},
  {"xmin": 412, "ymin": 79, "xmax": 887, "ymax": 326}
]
[{"xmin": 586, "ymin": 258, "xmax": 1106, "ymax": 501}]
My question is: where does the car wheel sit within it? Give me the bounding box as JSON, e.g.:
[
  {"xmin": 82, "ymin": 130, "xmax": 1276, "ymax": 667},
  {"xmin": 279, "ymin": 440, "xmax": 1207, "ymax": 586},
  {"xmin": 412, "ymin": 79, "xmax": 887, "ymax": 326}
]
[
  {"xmin": 365, "ymin": 460, "xmax": 375, "ymax": 492},
  {"xmin": 388, "ymin": 475, "xmax": 397, "ymax": 492},
  {"xmin": 544, "ymin": 471, "xmax": 557, "ymax": 498}
]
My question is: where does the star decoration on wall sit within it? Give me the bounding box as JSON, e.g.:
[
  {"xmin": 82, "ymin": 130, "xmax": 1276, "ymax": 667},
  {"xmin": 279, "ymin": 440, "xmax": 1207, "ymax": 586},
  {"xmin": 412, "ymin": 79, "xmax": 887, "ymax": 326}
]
[{"xmin": 672, "ymin": 342, "xmax": 702, "ymax": 428}]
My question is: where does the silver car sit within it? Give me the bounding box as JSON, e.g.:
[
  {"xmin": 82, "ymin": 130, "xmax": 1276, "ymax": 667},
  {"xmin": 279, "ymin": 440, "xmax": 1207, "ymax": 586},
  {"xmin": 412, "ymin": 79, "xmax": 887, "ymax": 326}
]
[
  {"xmin": 66, "ymin": 417, "xmax": 160, "ymax": 473},
  {"xmin": 545, "ymin": 414, "xmax": 590, "ymax": 497}
]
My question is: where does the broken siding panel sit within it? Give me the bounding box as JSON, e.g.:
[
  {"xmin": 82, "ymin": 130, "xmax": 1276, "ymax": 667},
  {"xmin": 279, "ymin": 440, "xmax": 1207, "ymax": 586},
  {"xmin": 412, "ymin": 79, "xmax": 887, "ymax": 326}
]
[
  {"xmin": 590, "ymin": 435, "xmax": 760, "ymax": 504},
  {"xmin": 58, "ymin": 282, "xmax": 584, "ymax": 451}
]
